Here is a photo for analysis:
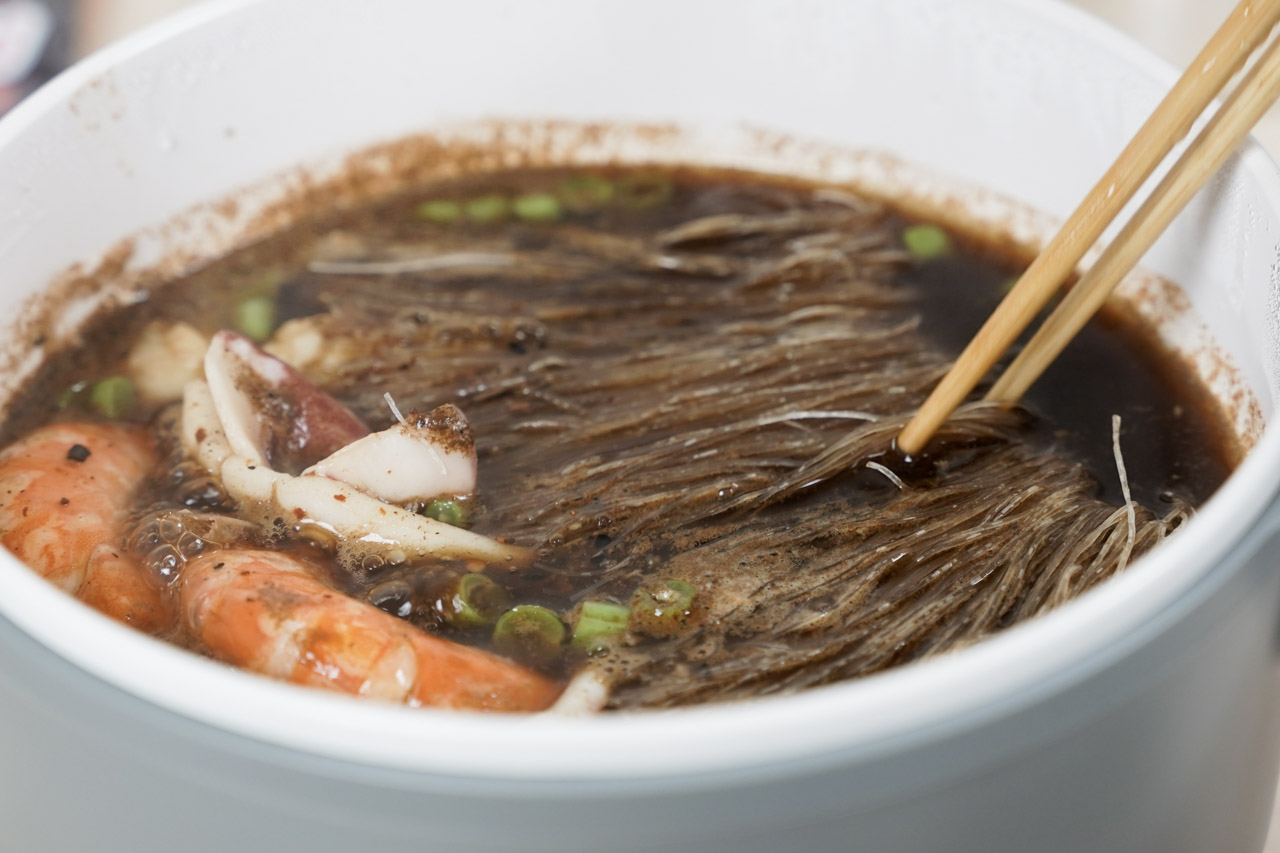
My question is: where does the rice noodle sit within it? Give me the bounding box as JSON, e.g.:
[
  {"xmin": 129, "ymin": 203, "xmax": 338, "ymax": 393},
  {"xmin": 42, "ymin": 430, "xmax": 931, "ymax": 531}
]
[{"xmin": 1113, "ymin": 414, "xmax": 1138, "ymax": 575}]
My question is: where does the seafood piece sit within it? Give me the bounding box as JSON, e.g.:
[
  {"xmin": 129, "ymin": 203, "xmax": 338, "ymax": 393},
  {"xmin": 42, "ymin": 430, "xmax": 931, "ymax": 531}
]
[
  {"xmin": 263, "ymin": 316, "xmax": 338, "ymax": 376},
  {"xmin": 206, "ymin": 329, "xmax": 480, "ymax": 503},
  {"xmin": 547, "ymin": 669, "xmax": 611, "ymax": 715},
  {"xmin": 182, "ymin": 378, "xmax": 529, "ymax": 566},
  {"xmin": 77, "ymin": 545, "xmax": 174, "ymax": 634},
  {"xmin": 305, "ymin": 403, "xmax": 478, "ymax": 503},
  {"xmin": 179, "ymin": 548, "xmax": 559, "ymax": 711},
  {"xmin": 0, "ymin": 422, "xmax": 173, "ymax": 633},
  {"xmin": 126, "ymin": 320, "xmax": 209, "ymax": 404},
  {"xmin": 204, "ymin": 329, "xmax": 368, "ymax": 472}
]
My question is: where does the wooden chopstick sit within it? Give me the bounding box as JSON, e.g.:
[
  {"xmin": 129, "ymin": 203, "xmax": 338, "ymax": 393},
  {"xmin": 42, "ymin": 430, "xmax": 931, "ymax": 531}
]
[
  {"xmin": 987, "ymin": 30, "xmax": 1280, "ymax": 403},
  {"xmin": 896, "ymin": 0, "xmax": 1280, "ymax": 457}
]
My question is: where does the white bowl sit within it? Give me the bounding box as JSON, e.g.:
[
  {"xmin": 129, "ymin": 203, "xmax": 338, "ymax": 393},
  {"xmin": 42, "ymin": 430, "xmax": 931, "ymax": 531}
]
[{"xmin": 1, "ymin": 1, "xmax": 1279, "ymax": 851}]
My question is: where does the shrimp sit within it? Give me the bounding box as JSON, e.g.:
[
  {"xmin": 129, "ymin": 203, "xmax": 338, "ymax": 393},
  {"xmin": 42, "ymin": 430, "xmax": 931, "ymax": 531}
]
[
  {"xmin": 179, "ymin": 548, "xmax": 560, "ymax": 712},
  {"xmin": 0, "ymin": 421, "xmax": 173, "ymax": 634}
]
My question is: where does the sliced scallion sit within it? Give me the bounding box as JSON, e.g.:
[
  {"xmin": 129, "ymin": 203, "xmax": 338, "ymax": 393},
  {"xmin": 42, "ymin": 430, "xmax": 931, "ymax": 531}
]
[
  {"xmin": 416, "ymin": 199, "xmax": 462, "ymax": 225},
  {"xmin": 902, "ymin": 223, "xmax": 950, "ymax": 260},
  {"xmin": 557, "ymin": 174, "xmax": 615, "ymax": 213},
  {"xmin": 629, "ymin": 577, "xmax": 698, "ymax": 638},
  {"xmin": 442, "ymin": 573, "xmax": 511, "ymax": 629},
  {"xmin": 463, "ymin": 195, "xmax": 509, "ymax": 224},
  {"xmin": 423, "ymin": 497, "xmax": 466, "ymax": 527},
  {"xmin": 571, "ymin": 600, "xmax": 630, "ymax": 652},
  {"xmin": 512, "ymin": 192, "xmax": 562, "ymax": 222},
  {"xmin": 492, "ymin": 605, "xmax": 565, "ymax": 666},
  {"xmin": 89, "ymin": 376, "xmax": 137, "ymax": 420},
  {"xmin": 234, "ymin": 294, "xmax": 276, "ymax": 342}
]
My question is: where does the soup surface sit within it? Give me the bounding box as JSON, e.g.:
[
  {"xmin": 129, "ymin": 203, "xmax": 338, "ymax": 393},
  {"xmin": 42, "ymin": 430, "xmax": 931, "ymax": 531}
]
[{"xmin": 0, "ymin": 166, "xmax": 1230, "ymax": 710}]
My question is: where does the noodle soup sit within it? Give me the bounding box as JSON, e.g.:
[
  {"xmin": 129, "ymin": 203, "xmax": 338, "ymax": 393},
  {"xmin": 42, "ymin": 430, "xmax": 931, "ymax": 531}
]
[{"xmin": 0, "ymin": 165, "xmax": 1232, "ymax": 710}]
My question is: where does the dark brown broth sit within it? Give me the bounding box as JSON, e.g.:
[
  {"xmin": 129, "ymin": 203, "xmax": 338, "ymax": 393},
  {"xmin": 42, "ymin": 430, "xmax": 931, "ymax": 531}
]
[
  {"xmin": 4, "ymin": 166, "xmax": 1232, "ymax": 706},
  {"xmin": 906, "ymin": 239, "xmax": 1229, "ymax": 508}
]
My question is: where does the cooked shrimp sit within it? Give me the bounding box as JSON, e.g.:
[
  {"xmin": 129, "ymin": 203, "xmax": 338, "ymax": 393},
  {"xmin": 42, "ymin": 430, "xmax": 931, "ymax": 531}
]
[
  {"xmin": 0, "ymin": 421, "xmax": 173, "ymax": 633},
  {"xmin": 78, "ymin": 545, "xmax": 174, "ymax": 634},
  {"xmin": 179, "ymin": 548, "xmax": 560, "ymax": 712}
]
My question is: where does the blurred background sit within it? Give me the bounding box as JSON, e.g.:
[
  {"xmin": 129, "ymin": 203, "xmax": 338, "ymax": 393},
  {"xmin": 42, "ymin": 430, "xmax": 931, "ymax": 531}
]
[
  {"xmin": 2, "ymin": 0, "xmax": 1279, "ymax": 848},
  {"xmin": 3, "ymin": 0, "xmax": 1275, "ymax": 151}
]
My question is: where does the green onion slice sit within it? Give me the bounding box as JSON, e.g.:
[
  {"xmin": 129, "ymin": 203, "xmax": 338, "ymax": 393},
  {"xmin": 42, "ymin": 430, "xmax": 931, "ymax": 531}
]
[
  {"xmin": 423, "ymin": 498, "xmax": 467, "ymax": 527},
  {"xmin": 902, "ymin": 223, "xmax": 951, "ymax": 260},
  {"xmin": 557, "ymin": 174, "xmax": 615, "ymax": 213},
  {"xmin": 463, "ymin": 195, "xmax": 510, "ymax": 224},
  {"xmin": 571, "ymin": 600, "xmax": 630, "ymax": 652},
  {"xmin": 629, "ymin": 578, "xmax": 698, "ymax": 639},
  {"xmin": 512, "ymin": 192, "xmax": 562, "ymax": 222},
  {"xmin": 88, "ymin": 376, "xmax": 138, "ymax": 420},
  {"xmin": 492, "ymin": 605, "xmax": 565, "ymax": 666},
  {"xmin": 234, "ymin": 295, "xmax": 276, "ymax": 342},
  {"xmin": 442, "ymin": 573, "xmax": 511, "ymax": 629},
  {"xmin": 416, "ymin": 199, "xmax": 462, "ymax": 225}
]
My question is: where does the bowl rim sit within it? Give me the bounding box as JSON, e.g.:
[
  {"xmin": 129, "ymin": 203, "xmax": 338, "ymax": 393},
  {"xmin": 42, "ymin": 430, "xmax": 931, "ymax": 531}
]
[{"xmin": 0, "ymin": 0, "xmax": 1278, "ymax": 783}]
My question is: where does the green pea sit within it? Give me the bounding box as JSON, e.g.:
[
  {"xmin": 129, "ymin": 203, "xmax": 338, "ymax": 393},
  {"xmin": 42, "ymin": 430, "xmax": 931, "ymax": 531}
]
[
  {"xmin": 89, "ymin": 376, "xmax": 137, "ymax": 420},
  {"xmin": 902, "ymin": 223, "xmax": 951, "ymax": 260},
  {"xmin": 463, "ymin": 195, "xmax": 510, "ymax": 223},
  {"xmin": 512, "ymin": 192, "xmax": 562, "ymax": 222},
  {"xmin": 492, "ymin": 605, "xmax": 565, "ymax": 666},
  {"xmin": 416, "ymin": 199, "xmax": 462, "ymax": 225}
]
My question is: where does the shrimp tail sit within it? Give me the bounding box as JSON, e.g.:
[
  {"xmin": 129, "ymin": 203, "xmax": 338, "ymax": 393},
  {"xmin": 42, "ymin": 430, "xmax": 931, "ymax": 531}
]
[{"xmin": 180, "ymin": 548, "xmax": 560, "ymax": 712}]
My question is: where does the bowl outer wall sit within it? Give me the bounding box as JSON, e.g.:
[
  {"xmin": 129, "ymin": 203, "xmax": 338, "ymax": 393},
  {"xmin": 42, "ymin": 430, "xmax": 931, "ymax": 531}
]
[{"xmin": 0, "ymin": 0, "xmax": 1276, "ymax": 792}]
